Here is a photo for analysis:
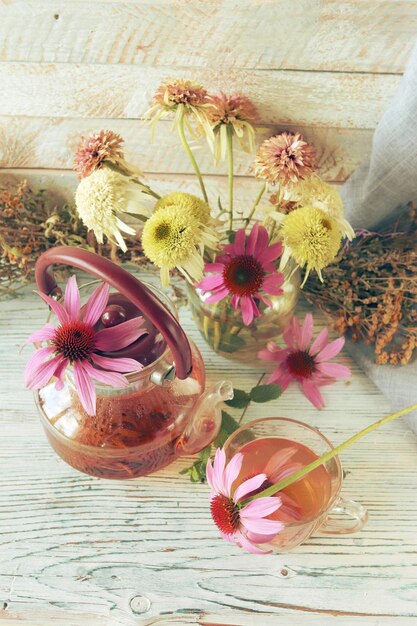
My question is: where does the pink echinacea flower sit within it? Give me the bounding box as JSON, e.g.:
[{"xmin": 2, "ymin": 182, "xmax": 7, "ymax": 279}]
[{"xmin": 24, "ymin": 276, "xmax": 147, "ymax": 416}]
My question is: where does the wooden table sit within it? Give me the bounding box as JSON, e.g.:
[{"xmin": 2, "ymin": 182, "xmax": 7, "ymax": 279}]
[{"xmin": 1, "ymin": 276, "xmax": 417, "ymax": 626}]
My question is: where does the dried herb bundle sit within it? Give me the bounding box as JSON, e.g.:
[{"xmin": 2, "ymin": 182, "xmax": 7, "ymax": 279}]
[
  {"xmin": 0, "ymin": 180, "xmax": 148, "ymax": 298},
  {"xmin": 303, "ymin": 206, "xmax": 417, "ymax": 366}
]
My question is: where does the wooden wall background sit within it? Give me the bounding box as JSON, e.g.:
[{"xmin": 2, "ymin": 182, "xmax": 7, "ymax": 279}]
[{"xmin": 0, "ymin": 0, "xmax": 416, "ymax": 202}]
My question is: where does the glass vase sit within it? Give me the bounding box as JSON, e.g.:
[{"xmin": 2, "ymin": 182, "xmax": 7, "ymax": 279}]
[{"xmin": 187, "ymin": 265, "xmax": 300, "ymax": 364}]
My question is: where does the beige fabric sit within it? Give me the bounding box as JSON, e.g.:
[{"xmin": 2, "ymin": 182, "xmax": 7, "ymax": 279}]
[{"xmin": 341, "ymin": 41, "xmax": 417, "ymax": 431}]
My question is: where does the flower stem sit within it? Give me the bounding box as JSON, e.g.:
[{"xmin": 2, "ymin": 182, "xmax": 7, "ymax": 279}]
[
  {"xmin": 243, "ymin": 402, "xmax": 417, "ymax": 503},
  {"xmin": 227, "ymin": 125, "xmax": 234, "ymax": 231},
  {"xmin": 178, "ymin": 105, "xmax": 208, "ymax": 202},
  {"xmin": 245, "ymin": 183, "xmax": 266, "ymax": 227}
]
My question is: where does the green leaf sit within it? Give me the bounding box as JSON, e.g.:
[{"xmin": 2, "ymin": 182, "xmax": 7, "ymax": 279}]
[
  {"xmin": 225, "ymin": 388, "xmax": 250, "ymax": 409},
  {"xmin": 227, "ymin": 230, "xmax": 236, "ymax": 244},
  {"xmin": 250, "ymin": 384, "xmax": 282, "ymax": 403},
  {"xmin": 217, "ymin": 334, "xmax": 246, "ymax": 353},
  {"xmin": 221, "ymin": 410, "xmax": 240, "ymax": 435}
]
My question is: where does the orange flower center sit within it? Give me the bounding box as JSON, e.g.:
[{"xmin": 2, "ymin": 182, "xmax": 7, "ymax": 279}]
[
  {"xmin": 286, "ymin": 350, "xmax": 316, "ymax": 379},
  {"xmin": 210, "ymin": 494, "xmax": 240, "ymax": 535},
  {"xmin": 53, "ymin": 321, "xmax": 96, "ymax": 362},
  {"xmin": 223, "ymin": 255, "xmax": 265, "ymax": 297}
]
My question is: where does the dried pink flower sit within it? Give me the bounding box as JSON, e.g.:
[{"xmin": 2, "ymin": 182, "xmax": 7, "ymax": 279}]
[
  {"xmin": 254, "ymin": 132, "xmax": 317, "ymax": 186},
  {"xmin": 208, "ymin": 92, "xmax": 258, "ymax": 126},
  {"xmin": 74, "ymin": 130, "xmax": 127, "ymax": 179},
  {"xmin": 153, "ymin": 79, "xmax": 209, "ymax": 110}
]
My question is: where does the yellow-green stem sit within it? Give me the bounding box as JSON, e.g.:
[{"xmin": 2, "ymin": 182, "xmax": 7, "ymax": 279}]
[
  {"xmin": 227, "ymin": 126, "xmax": 234, "ymax": 231},
  {"xmin": 245, "ymin": 183, "xmax": 266, "ymax": 227},
  {"xmin": 243, "ymin": 402, "xmax": 417, "ymax": 504},
  {"xmin": 178, "ymin": 105, "xmax": 208, "ymax": 202}
]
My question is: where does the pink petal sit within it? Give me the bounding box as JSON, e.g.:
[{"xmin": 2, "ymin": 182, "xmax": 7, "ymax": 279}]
[
  {"xmin": 269, "ymin": 462, "xmax": 302, "ymax": 483},
  {"xmin": 91, "ymin": 353, "xmax": 143, "ymax": 373},
  {"xmin": 234, "ymin": 473, "xmax": 267, "ymax": 502},
  {"xmin": 224, "ymin": 453, "xmax": 243, "ymax": 493},
  {"xmin": 246, "ymin": 530, "xmax": 281, "ymax": 544},
  {"xmin": 309, "ymin": 327, "xmax": 329, "ymax": 356},
  {"xmin": 95, "ymin": 317, "xmax": 147, "ymax": 351},
  {"xmin": 205, "ymin": 288, "xmax": 230, "ymax": 304},
  {"xmin": 237, "ymin": 531, "xmax": 272, "ymax": 554},
  {"xmin": 82, "ymin": 361, "xmax": 129, "ymax": 388},
  {"xmin": 316, "ymin": 362, "xmax": 351, "ymax": 379},
  {"xmin": 267, "ymin": 366, "xmax": 293, "ymax": 390},
  {"xmin": 302, "ymin": 379, "xmax": 325, "ymax": 409},
  {"xmin": 54, "ymin": 358, "xmax": 69, "ymax": 391},
  {"xmin": 64, "ymin": 275, "xmax": 81, "ymax": 320},
  {"xmin": 282, "ymin": 319, "xmax": 296, "ymax": 349},
  {"xmin": 232, "ymin": 229, "xmax": 246, "ymax": 255},
  {"xmin": 258, "ymin": 346, "xmax": 289, "ymax": 363},
  {"xmin": 264, "ymin": 447, "xmax": 298, "ymax": 480},
  {"xmin": 252, "ymin": 225, "xmax": 269, "ymax": 256},
  {"xmin": 242, "ymin": 516, "xmax": 284, "ymax": 535},
  {"xmin": 315, "ymin": 336, "xmax": 345, "ymax": 363},
  {"xmin": 212, "ymin": 448, "xmax": 227, "ymax": 495},
  {"xmin": 278, "ymin": 493, "xmax": 303, "ymax": 522},
  {"xmin": 240, "ymin": 496, "xmax": 282, "ymax": 519},
  {"xmin": 82, "ymin": 282, "xmax": 110, "ymax": 326},
  {"xmin": 25, "ymin": 350, "xmax": 64, "ymax": 390},
  {"xmin": 246, "ymin": 222, "xmax": 260, "ymax": 256},
  {"xmin": 258, "ymin": 241, "xmax": 283, "ymax": 265},
  {"xmin": 37, "ymin": 292, "xmax": 69, "ymax": 325},
  {"xmin": 202, "ymin": 262, "xmax": 226, "ymax": 274},
  {"xmin": 240, "ymin": 296, "xmax": 255, "ymax": 326},
  {"xmin": 199, "ymin": 273, "xmax": 225, "ymax": 291},
  {"xmin": 22, "ymin": 323, "xmax": 57, "ymax": 348},
  {"xmin": 299, "ymin": 313, "xmax": 314, "ymax": 350},
  {"xmin": 230, "ymin": 294, "xmax": 240, "ymax": 309},
  {"xmin": 73, "ymin": 361, "xmax": 96, "ymax": 416},
  {"xmin": 262, "ymin": 273, "xmax": 285, "ymax": 295},
  {"xmin": 290, "ymin": 316, "xmax": 302, "ymax": 347},
  {"xmin": 24, "ymin": 346, "xmax": 55, "ymax": 386}
]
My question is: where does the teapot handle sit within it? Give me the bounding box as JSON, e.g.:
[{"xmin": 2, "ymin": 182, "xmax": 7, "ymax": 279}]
[{"xmin": 34, "ymin": 246, "xmax": 193, "ymax": 379}]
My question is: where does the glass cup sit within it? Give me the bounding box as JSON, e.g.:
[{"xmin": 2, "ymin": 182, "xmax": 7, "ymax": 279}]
[{"xmin": 223, "ymin": 417, "xmax": 368, "ymax": 552}]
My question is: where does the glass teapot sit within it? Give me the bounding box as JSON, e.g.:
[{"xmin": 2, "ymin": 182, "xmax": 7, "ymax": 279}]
[{"xmin": 33, "ymin": 246, "xmax": 233, "ymax": 479}]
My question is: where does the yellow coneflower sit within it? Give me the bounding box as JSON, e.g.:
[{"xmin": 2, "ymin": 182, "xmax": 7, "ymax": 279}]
[
  {"xmin": 75, "ymin": 168, "xmax": 148, "ymax": 252},
  {"xmin": 142, "ymin": 205, "xmax": 217, "ymax": 287},
  {"xmin": 154, "ymin": 191, "xmax": 211, "ymax": 224},
  {"xmin": 280, "ymin": 205, "xmax": 342, "ymax": 284},
  {"xmin": 290, "ymin": 176, "xmax": 355, "ymax": 240}
]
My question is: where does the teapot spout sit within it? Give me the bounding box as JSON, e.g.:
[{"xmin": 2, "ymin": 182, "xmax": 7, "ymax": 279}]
[{"xmin": 176, "ymin": 381, "xmax": 234, "ymax": 455}]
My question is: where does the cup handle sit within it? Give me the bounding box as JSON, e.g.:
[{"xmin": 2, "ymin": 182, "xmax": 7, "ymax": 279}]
[{"xmin": 317, "ymin": 496, "xmax": 368, "ymax": 535}]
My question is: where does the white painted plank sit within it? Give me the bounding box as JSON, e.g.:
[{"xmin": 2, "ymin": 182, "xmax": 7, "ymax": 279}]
[
  {"xmin": 0, "ymin": 1, "xmax": 415, "ymax": 74},
  {"xmin": 0, "ymin": 116, "xmax": 373, "ymax": 182},
  {"xmin": 1, "ymin": 266, "xmax": 417, "ymax": 624},
  {"xmin": 0, "ymin": 63, "xmax": 400, "ymax": 129}
]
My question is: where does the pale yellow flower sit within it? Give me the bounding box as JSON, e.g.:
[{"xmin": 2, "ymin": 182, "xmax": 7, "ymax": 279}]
[
  {"xmin": 154, "ymin": 191, "xmax": 211, "ymax": 223},
  {"xmin": 290, "ymin": 176, "xmax": 355, "ymax": 240},
  {"xmin": 280, "ymin": 205, "xmax": 342, "ymax": 284},
  {"xmin": 142, "ymin": 205, "xmax": 217, "ymax": 287},
  {"xmin": 75, "ymin": 168, "xmax": 147, "ymax": 252}
]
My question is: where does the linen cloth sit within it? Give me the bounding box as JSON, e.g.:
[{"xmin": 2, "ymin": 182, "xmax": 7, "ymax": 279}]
[{"xmin": 340, "ymin": 41, "xmax": 417, "ymax": 432}]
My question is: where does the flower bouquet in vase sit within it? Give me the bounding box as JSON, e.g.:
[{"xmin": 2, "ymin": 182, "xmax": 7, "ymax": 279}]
[{"xmin": 72, "ymin": 79, "xmax": 354, "ymax": 364}]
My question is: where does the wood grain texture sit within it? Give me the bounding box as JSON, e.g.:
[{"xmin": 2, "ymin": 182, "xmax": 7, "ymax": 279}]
[
  {"xmin": 1, "ymin": 258, "xmax": 417, "ymax": 624},
  {"xmin": 0, "ymin": 63, "xmax": 400, "ymax": 129},
  {"xmin": 0, "ymin": 117, "xmax": 373, "ymax": 182},
  {"xmin": 0, "ymin": 0, "xmax": 415, "ymax": 74}
]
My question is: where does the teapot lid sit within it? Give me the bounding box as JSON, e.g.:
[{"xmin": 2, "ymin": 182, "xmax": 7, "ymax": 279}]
[{"xmin": 35, "ymin": 246, "xmax": 193, "ymax": 379}]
